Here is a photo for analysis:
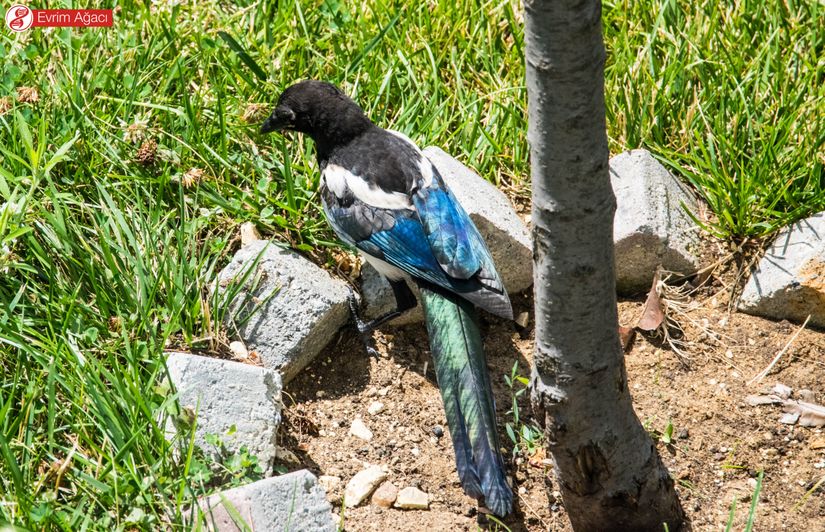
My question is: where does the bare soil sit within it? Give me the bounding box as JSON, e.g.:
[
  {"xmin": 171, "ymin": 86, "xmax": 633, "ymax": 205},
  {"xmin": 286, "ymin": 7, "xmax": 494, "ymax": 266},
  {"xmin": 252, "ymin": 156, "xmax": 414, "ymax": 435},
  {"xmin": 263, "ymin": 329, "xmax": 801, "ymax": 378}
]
[{"xmin": 279, "ymin": 265, "xmax": 825, "ymax": 531}]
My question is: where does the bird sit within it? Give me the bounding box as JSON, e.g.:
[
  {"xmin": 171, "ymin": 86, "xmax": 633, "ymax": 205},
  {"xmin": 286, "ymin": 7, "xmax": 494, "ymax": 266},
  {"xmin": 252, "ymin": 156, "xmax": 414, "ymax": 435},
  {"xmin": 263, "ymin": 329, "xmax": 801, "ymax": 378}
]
[{"xmin": 261, "ymin": 80, "xmax": 514, "ymax": 516}]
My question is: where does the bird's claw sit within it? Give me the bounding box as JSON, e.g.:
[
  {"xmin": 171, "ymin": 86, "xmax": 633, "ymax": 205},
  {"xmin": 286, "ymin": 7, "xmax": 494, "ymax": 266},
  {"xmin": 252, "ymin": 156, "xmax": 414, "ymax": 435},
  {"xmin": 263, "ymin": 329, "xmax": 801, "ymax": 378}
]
[
  {"xmin": 346, "ymin": 286, "xmax": 371, "ymax": 333},
  {"xmin": 347, "ymin": 286, "xmax": 378, "ymax": 356}
]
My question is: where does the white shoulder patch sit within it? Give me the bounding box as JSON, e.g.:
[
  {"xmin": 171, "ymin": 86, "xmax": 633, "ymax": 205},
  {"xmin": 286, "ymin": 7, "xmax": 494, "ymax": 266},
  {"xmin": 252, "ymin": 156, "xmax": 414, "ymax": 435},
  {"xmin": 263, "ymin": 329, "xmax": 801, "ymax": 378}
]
[
  {"xmin": 322, "ymin": 164, "xmax": 348, "ymax": 197},
  {"xmin": 322, "ymin": 163, "xmax": 413, "ymax": 211}
]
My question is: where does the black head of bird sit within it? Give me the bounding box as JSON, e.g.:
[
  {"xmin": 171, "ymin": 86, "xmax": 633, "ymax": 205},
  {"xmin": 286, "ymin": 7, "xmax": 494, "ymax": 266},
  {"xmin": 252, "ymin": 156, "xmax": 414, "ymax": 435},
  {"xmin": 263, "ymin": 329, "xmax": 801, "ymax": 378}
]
[{"xmin": 260, "ymin": 80, "xmax": 372, "ymax": 154}]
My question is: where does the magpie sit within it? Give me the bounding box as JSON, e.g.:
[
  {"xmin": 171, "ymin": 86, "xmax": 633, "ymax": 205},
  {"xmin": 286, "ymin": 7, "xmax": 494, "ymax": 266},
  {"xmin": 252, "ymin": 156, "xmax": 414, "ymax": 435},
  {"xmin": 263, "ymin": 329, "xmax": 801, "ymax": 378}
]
[{"xmin": 261, "ymin": 80, "xmax": 514, "ymax": 516}]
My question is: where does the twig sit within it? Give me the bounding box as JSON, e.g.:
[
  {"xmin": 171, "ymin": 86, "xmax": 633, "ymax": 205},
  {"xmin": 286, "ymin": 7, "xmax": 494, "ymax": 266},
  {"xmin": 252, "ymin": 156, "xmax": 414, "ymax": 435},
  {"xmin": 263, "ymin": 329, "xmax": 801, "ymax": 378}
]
[{"xmin": 748, "ymin": 315, "xmax": 810, "ymax": 385}]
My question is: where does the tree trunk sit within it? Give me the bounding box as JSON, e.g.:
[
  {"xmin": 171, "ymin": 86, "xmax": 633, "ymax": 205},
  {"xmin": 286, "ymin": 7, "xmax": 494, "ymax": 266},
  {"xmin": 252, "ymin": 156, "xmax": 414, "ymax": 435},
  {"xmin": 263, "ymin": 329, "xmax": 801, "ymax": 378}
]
[{"xmin": 524, "ymin": 1, "xmax": 684, "ymax": 530}]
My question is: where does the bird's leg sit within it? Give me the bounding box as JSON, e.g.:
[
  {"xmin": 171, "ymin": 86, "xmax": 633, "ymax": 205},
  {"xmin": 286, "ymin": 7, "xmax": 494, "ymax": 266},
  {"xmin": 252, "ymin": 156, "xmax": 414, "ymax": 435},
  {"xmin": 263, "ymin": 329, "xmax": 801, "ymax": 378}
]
[{"xmin": 347, "ymin": 280, "xmax": 418, "ymax": 354}]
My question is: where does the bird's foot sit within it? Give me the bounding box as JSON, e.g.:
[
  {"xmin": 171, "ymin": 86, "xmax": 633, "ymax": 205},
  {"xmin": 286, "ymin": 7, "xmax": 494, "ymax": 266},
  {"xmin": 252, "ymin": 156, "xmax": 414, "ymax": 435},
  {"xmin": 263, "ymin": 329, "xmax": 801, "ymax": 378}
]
[{"xmin": 347, "ymin": 286, "xmax": 380, "ymax": 356}]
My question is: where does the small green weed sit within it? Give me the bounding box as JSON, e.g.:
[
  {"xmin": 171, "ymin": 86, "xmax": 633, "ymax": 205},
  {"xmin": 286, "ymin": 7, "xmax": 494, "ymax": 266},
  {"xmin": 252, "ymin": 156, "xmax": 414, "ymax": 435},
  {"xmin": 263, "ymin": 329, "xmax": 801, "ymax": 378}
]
[
  {"xmin": 725, "ymin": 471, "xmax": 763, "ymax": 532},
  {"xmin": 503, "ymin": 362, "xmax": 544, "ymax": 458}
]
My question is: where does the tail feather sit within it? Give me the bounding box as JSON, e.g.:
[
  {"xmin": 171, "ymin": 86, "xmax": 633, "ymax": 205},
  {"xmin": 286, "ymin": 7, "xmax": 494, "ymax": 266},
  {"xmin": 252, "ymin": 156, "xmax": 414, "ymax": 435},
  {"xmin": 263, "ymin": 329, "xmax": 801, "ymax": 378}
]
[{"xmin": 418, "ymin": 284, "xmax": 513, "ymax": 516}]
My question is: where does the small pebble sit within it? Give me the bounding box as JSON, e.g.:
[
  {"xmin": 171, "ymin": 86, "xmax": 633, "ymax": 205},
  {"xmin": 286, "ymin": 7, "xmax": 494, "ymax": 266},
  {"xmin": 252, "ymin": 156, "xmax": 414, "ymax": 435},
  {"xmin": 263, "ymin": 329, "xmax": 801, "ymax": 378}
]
[
  {"xmin": 395, "ymin": 486, "xmax": 430, "ymax": 510},
  {"xmin": 432, "ymin": 425, "xmax": 444, "ymax": 438},
  {"xmin": 411, "ymin": 447, "xmax": 420, "ymax": 457},
  {"xmin": 372, "ymin": 481, "xmax": 399, "ymax": 508},
  {"xmin": 350, "ymin": 418, "xmax": 374, "ymax": 441},
  {"xmin": 344, "ymin": 466, "xmax": 387, "ymax": 507},
  {"xmin": 368, "ymin": 401, "xmax": 385, "ymax": 415},
  {"xmin": 229, "ymin": 341, "xmax": 249, "ymax": 360}
]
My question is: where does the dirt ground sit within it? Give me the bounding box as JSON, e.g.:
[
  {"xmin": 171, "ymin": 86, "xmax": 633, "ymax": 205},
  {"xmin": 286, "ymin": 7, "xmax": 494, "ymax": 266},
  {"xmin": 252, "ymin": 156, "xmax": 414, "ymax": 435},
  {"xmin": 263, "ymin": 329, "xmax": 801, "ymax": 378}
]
[{"xmin": 278, "ymin": 258, "xmax": 825, "ymax": 531}]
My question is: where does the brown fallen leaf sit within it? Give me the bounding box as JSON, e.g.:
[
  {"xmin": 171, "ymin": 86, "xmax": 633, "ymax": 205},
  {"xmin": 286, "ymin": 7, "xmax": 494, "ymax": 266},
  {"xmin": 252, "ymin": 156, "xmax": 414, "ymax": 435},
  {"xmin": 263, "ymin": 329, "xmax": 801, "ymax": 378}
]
[
  {"xmin": 637, "ymin": 270, "xmax": 664, "ymax": 331},
  {"xmin": 618, "ymin": 326, "xmax": 636, "ymax": 353},
  {"xmin": 528, "ymin": 447, "xmax": 547, "ymax": 468}
]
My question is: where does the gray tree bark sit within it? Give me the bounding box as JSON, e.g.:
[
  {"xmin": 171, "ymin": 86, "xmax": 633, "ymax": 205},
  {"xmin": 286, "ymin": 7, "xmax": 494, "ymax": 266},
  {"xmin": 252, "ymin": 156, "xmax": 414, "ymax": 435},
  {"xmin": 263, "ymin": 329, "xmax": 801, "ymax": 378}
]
[{"xmin": 525, "ymin": 1, "xmax": 684, "ymax": 530}]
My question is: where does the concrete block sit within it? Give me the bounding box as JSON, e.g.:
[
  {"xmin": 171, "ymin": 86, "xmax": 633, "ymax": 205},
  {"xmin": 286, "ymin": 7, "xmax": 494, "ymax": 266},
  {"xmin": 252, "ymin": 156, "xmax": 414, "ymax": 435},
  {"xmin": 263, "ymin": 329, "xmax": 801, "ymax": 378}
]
[
  {"xmin": 199, "ymin": 469, "xmax": 336, "ymax": 532},
  {"xmin": 739, "ymin": 212, "xmax": 825, "ymax": 327},
  {"xmin": 217, "ymin": 241, "xmax": 350, "ymax": 381},
  {"xmin": 610, "ymin": 149, "xmax": 701, "ymax": 293},
  {"xmin": 165, "ymin": 352, "xmax": 281, "ymax": 470}
]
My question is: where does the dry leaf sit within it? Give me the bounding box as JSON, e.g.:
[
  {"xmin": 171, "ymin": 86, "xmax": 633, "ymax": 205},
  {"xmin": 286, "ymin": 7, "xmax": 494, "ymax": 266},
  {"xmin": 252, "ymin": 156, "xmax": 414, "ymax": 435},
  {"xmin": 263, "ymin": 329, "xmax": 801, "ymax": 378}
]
[
  {"xmin": 619, "ymin": 326, "xmax": 636, "ymax": 353},
  {"xmin": 528, "ymin": 447, "xmax": 547, "ymax": 468},
  {"xmin": 637, "ymin": 270, "xmax": 664, "ymax": 331},
  {"xmin": 783, "ymin": 400, "xmax": 825, "ymax": 428},
  {"xmin": 745, "ymin": 394, "xmax": 784, "ymax": 406}
]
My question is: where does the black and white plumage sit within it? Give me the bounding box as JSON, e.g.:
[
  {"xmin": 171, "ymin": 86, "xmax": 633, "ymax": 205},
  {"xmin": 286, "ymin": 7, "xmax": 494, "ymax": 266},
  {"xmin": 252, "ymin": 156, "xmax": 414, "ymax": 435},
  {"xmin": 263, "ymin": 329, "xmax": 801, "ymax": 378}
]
[
  {"xmin": 262, "ymin": 80, "xmax": 512, "ymax": 319},
  {"xmin": 261, "ymin": 80, "xmax": 514, "ymax": 516}
]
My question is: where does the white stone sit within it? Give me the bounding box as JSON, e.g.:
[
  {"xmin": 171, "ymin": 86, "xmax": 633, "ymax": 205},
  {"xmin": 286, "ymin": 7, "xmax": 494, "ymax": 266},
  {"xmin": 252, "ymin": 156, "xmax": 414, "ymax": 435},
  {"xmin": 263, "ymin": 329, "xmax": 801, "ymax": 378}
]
[
  {"xmin": 367, "ymin": 401, "xmax": 385, "ymax": 415},
  {"xmin": 350, "ymin": 418, "xmax": 373, "ymax": 441},
  {"xmin": 395, "ymin": 486, "xmax": 430, "ymax": 509},
  {"xmin": 216, "ymin": 240, "xmax": 350, "ymax": 382},
  {"xmin": 229, "ymin": 340, "xmax": 249, "ymax": 360},
  {"xmin": 239, "ymin": 221, "xmax": 261, "ymax": 246},
  {"xmin": 610, "ymin": 149, "xmax": 701, "ymax": 293},
  {"xmin": 739, "ymin": 212, "xmax": 825, "ymax": 327},
  {"xmin": 164, "ymin": 352, "xmax": 281, "ymax": 469},
  {"xmin": 344, "ymin": 465, "xmax": 387, "ymax": 507},
  {"xmin": 198, "ymin": 469, "xmax": 335, "ymax": 531}
]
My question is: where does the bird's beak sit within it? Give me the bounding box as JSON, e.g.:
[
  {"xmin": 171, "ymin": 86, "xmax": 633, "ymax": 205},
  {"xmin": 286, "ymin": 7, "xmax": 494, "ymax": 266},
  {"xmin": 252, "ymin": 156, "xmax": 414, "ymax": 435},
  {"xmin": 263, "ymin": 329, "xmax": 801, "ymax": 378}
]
[{"xmin": 260, "ymin": 106, "xmax": 295, "ymax": 134}]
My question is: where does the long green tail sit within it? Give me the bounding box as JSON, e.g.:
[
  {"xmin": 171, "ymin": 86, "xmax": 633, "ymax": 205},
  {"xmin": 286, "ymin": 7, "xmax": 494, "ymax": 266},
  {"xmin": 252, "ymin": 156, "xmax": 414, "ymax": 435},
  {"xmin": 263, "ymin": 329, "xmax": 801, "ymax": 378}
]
[{"xmin": 418, "ymin": 284, "xmax": 513, "ymax": 516}]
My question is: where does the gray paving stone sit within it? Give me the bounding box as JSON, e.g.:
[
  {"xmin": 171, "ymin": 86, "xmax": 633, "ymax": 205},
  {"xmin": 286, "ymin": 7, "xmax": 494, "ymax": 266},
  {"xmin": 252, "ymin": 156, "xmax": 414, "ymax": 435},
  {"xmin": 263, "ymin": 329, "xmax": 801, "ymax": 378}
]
[
  {"xmin": 165, "ymin": 352, "xmax": 281, "ymax": 470},
  {"xmin": 199, "ymin": 469, "xmax": 336, "ymax": 532},
  {"xmin": 610, "ymin": 149, "xmax": 702, "ymax": 293},
  {"xmin": 361, "ymin": 147, "xmax": 533, "ymax": 325},
  {"xmin": 217, "ymin": 240, "xmax": 350, "ymax": 381},
  {"xmin": 739, "ymin": 212, "xmax": 825, "ymax": 327}
]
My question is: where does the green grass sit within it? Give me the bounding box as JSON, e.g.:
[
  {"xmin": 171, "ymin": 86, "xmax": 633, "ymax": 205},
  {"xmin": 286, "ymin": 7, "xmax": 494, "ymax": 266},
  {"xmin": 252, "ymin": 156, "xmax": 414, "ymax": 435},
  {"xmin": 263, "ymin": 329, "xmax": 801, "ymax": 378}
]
[
  {"xmin": 0, "ymin": 0, "xmax": 821, "ymax": 529},
  {"xmin": 604, "ymin": 0, "xmax": 824, "ymax": 240}
]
